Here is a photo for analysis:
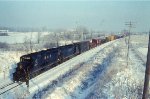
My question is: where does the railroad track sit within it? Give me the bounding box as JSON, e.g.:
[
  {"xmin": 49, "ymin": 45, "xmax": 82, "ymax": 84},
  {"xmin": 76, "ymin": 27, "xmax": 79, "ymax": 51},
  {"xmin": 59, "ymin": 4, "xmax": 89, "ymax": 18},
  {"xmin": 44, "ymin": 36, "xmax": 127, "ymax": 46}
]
[
  {"xmin": 131, "ymin": 46, "xmax": 146, "ymax": 65},
  {"xmin": 0, "ymin": 82, "xmax": 14, "ymax": 90},
  {"xmin": 0, "ymin": 82, "xmax": 22, "ymax": 95}
]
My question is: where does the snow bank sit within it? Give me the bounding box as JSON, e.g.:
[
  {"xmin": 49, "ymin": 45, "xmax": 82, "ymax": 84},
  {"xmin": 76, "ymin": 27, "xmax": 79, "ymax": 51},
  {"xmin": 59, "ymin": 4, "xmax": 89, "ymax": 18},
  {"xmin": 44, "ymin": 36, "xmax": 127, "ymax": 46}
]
[
  {"xmin": 86, "ymin": 38, "xmax": 146, "ymax": 99},
  {"xmin": 0, "ymin": 51, "xmax": 25, "ymax": 80},
  {"xmin": 137, "ymin": 47, "xmax": 148, "ymax": 56}
]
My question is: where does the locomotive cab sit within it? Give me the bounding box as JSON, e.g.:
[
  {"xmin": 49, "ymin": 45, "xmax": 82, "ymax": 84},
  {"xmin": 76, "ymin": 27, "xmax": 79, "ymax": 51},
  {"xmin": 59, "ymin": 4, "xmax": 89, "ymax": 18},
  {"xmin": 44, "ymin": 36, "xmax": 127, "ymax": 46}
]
[
  {"xmin": 20, "ymin": 56, "xmax": 32, "ymax": 71},
  {"xmin": 13, "ymin": 55, "xmax": 32, "ymax": 83}
]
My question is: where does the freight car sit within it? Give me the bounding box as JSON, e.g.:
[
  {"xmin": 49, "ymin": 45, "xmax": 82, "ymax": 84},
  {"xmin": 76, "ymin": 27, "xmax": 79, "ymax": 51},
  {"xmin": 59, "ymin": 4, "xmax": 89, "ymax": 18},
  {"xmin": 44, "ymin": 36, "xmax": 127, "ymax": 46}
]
[
  {"xmin": 77, "ymin": 41, "xmax": 90, "ymax": 53},
  {"xmin": 106, "ymin": 35, "xmax": 116, "ymax": 42},
  {"xmin": 90, "ymin": 37, "xmax": 107, "ymax": 48},
  {"xmin": 115, "ymin": 35, "xmax": 124, "ymax": 39},
  {"xmin": 90, "ymin": 39, "xmax": 101, "ymax": 48}
]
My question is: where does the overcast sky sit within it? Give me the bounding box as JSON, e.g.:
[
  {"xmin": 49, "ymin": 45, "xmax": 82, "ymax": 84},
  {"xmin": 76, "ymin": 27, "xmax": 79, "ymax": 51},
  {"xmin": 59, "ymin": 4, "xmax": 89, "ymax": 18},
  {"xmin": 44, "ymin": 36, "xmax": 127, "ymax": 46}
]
[{"xmin": 0, "ymin": 1, "xmax": 149, "ymax": 32}]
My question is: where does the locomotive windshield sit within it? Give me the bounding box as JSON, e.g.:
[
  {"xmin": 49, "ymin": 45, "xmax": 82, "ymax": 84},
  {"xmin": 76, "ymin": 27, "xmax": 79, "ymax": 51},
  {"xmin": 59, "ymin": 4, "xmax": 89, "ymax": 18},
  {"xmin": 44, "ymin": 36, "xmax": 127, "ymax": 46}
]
[{"xmin": 20, "ymin": 56, "xmax": 31, "ymax": 62}]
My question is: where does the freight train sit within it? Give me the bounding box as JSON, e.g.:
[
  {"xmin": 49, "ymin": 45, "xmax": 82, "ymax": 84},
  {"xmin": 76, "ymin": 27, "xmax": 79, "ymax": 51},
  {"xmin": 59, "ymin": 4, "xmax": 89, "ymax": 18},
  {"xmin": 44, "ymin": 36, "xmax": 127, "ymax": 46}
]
[{"xmin": 13, "ymin": 35, "xmax": 123, "ymax": 87}]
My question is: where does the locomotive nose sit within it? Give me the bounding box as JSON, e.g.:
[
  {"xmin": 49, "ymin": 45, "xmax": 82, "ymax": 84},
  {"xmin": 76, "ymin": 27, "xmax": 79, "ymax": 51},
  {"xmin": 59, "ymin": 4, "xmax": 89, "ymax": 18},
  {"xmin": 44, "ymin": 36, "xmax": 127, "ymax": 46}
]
[{"xmin": 17, "ymin": 62, "xmax": 23, "ymax": 69}]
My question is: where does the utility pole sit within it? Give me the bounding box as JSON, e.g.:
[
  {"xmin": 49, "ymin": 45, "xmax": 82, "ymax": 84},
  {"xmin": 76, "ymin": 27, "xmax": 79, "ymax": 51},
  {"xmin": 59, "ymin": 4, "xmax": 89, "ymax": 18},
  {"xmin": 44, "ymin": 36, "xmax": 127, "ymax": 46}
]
[
  {"xmin": 37, "ymin": 31, "xmax": 41, "ymax": 44},
  {"xmin": 142, "ymin": 31, "xmax": 150, "ymax": 99},
  {"xmin": 82, "ymin": 32, "xmax": 84, "ymax": 41},
  {"xmin": 91, "ymin": 29, "xmax": 93, "ymax": 39},
  {"xmin": 55, "ymin": 33, "xmax": 59, "ymax": 47},
  {"xmin": 30, "ymin": 32, "xmax": 33, "ymax": 52},
  {"xmin": 125, "ymin": 21, "xmax": 135, "ymax": 67}
]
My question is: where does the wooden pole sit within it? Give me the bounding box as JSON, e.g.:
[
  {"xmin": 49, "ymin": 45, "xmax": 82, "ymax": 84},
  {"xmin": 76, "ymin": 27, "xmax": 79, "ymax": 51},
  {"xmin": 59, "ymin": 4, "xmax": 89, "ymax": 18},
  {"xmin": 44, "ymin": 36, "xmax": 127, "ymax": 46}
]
[
  {"xmin": 142, "ymin": 31, "xmax": 150, "ymax": 99},
  {"xmin": 127, "ymin": 28, "xmax": 131, "ymax": 67},
  {"xmin": 125, "ymin": 21, "xmax": 133, "ymax": 67}
]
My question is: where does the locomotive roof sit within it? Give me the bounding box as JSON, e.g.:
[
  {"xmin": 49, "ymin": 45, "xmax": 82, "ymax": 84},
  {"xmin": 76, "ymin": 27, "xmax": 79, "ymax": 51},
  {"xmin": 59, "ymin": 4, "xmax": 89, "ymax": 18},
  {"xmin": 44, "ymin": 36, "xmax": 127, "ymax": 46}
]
[
  {"xmin": 73, "ymin": 40, "xmax": 89, "ymax": 44},
  {"xmin": 20, "ymin": 47, "xmax": 59, "ymax": 58},
  {"xmin": 20, "ymin": 40, "xmax": 90, "ymax": 59}
]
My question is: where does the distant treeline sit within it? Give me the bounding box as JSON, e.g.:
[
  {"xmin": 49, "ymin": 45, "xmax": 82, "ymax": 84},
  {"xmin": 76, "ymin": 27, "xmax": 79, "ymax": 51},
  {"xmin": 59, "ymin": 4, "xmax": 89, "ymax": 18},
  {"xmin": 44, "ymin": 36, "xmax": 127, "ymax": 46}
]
[
  {"xmin": 0, "ymin": 33, "xmax": 9, "ymax": 36},
  {"xmin": 0, "ymin": 42, "xmax": 9, "ymax": 49},
  {"xmin": 0, "ymin": 26, "xmax": 53, "ymax": 32}
]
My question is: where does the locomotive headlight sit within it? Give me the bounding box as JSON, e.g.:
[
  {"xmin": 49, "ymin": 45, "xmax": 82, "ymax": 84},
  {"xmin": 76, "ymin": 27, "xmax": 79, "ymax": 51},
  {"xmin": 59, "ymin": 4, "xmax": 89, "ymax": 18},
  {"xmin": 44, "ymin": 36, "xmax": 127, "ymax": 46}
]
[{"xmin": 19, "ymin": 64, "xmax": 23, "ymax": 69}]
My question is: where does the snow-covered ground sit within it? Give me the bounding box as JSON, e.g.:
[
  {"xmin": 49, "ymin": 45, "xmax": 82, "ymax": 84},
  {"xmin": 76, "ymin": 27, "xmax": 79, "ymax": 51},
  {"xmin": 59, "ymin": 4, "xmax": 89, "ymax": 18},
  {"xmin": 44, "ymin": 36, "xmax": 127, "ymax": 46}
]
[
  {"xmin": 0, "ymin": 51, "xmax": 24, "ymax": 80},
  {"xmin": 130, "ymin": 34, "xmax": 148, "ymax": 62},
  {"xmin": 0, "ymin": 34, "xmax": 149, "ymax": 98},
  {"xmin": 0, "ymin": 32, "xmax": 38, "ymax": 44},
  {"xmin": 0, "ymin": 32, "xmax": 78, "ymax": 45},
  {"xmin": 137, "ymin": 48, "xmax": 148, "ymax": 56},
  {"xmin": 86, "ymin": 38, "xmax": 146, "ymax": 99},
  {"xmin": 0, "ymin": 32, "xmax": 54, "ymax": 44},
  {"xmin": 130, "ymin": 34, "xmax": 148, "ymax": 57}
]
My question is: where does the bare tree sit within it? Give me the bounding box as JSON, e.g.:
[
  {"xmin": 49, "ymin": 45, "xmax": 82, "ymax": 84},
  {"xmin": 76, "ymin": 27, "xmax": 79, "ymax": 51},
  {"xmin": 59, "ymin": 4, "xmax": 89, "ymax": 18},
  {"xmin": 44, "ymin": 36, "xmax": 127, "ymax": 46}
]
[
  {"xmin": 54, "ymin": 32, "xmax": 58, "ymax": 47},
  {"xmin": 23, "ymin": 34, "xmax": 34, "ymax": 53},
  {"xmin": 23, "ymin": 37, "xmax": 30, "ymax": 53},
  {"xmin": 37, "ymin": 32, "xmax": 41, "ymax": 44},
  {"xmin": 30, "ymin": 32, "xmax": 33, "ymax": 52},
  {"xmin": 75, "ymin": 26, "xmax": 89, "ymax": 41}
]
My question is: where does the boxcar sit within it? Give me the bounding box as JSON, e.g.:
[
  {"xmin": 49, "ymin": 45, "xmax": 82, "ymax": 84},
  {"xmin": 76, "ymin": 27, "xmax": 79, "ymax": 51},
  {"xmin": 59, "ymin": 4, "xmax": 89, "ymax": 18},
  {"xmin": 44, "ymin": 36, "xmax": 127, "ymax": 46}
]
[
  {"xmin": 78, "ymin": 41, "xmax": 90, "ymax": 53},
  {"xmin": 106, "ymin": 35, "xmax": 116, "ymax": 42}
]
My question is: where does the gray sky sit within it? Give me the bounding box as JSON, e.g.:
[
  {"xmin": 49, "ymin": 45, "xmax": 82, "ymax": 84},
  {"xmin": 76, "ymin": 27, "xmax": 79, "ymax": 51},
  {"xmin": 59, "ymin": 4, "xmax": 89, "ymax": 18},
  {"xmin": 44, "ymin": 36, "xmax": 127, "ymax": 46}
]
[{"xmin": 0, "ymin": 1, "xmax": 150, "ymax": 32}]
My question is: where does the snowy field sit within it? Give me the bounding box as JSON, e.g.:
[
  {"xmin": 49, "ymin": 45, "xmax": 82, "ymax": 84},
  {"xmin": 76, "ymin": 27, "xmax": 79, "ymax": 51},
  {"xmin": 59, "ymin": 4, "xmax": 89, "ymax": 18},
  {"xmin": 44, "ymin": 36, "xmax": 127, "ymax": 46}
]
[
  {"xmin": 130, "ymin": 34, "xmax": 148, "ymax": 62},
  {"xmin": 0, "ymin": 34, "xmax": 149, "ymax": 98},
  {"xmin": 0, "ymin": 32, "xmax": 38, "ymax": 44},
  {"xmin": 0, "ymin": 32, "xmax": 52, "ymax": 44},
  {"xmin": 137, "ymin": 48, "xmax": 148, "ymax": 56},
  {"xmin": 0, "ymin": 51, "xmax": 22, "ymax": 80}
]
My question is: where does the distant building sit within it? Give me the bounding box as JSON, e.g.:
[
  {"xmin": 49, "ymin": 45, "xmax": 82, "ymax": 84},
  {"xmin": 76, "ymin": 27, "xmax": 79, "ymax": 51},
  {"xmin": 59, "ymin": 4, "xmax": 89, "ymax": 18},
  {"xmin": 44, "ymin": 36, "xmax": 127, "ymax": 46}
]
[{"xmin": 0, "ymin": 30, "xmax": 9, "ymax": 36}]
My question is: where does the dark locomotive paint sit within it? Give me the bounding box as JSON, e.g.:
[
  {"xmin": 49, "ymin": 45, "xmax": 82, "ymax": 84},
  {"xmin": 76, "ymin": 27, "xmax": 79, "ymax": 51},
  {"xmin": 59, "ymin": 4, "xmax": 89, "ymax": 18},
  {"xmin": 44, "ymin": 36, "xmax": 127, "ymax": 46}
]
[{"xmin": 13, "ymin": 35, "xmax": 124, "ymax": 87}]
